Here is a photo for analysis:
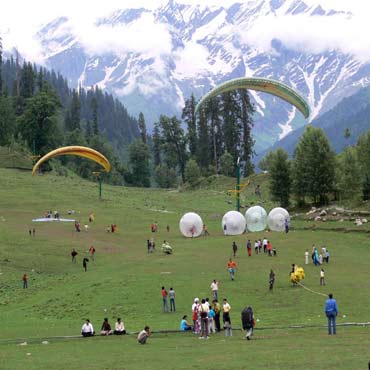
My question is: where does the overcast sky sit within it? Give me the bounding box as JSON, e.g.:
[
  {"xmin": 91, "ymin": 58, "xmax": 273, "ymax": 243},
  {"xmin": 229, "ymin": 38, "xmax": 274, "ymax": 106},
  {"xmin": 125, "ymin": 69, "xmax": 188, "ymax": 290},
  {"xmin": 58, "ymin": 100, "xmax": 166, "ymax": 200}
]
[{"xmin": 1, "ymin": 0, "xmax": 370, "ymax": 63}]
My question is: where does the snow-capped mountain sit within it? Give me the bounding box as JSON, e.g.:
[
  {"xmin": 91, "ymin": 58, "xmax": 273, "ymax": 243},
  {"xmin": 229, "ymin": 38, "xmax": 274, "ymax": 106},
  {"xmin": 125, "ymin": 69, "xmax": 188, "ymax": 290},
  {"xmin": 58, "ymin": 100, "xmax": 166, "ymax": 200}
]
[{"xmin": 34, "ymin": 0, "xmax": 370, "ymax": 153}]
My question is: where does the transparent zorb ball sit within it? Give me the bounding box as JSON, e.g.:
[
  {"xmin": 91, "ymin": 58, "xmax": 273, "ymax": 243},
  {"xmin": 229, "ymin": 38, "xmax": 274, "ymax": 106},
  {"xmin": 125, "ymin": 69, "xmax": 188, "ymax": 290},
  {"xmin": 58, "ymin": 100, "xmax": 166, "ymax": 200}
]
[
  {"xmin": 245, "ymin": 206, "xmax": 267, "ymax": 232},
  {"xmin": 267, "ymin": 207, "xmax": 290, "ymax": 232},
  {"xmin": 179, "ymin": 212, "xmax": 203, "ymax": 238},
  {"xmin": 222, "ymin": 211, "xmax": 246, "ymax": 235}
]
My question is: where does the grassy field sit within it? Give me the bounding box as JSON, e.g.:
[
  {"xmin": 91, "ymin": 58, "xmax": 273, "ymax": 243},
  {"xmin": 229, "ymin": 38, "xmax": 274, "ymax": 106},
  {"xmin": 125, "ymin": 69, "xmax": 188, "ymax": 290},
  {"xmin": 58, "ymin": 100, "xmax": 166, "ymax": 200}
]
[{"xmin": 0, "ymin": 168, "xmax": 369, "ymax": 370}]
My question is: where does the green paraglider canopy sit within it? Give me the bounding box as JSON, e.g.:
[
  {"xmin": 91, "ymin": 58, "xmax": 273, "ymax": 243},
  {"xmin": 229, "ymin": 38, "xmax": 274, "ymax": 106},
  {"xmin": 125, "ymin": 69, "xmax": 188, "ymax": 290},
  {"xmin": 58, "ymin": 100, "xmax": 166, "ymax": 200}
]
[{"xmin": 195, "ymin": 77, "xmax": 310, "ymax": 119}]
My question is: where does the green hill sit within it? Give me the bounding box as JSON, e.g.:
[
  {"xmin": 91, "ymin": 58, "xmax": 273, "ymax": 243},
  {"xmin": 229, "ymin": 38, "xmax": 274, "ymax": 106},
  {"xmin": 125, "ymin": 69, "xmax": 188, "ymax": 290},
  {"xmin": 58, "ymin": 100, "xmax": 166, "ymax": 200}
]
[
  {"xmin": 0, "ymin": 169, "xmax": 369, "ymax": 370},
  {"xmin": 0, "ymin": 146, "xmax": 33, "ymax": 170}
]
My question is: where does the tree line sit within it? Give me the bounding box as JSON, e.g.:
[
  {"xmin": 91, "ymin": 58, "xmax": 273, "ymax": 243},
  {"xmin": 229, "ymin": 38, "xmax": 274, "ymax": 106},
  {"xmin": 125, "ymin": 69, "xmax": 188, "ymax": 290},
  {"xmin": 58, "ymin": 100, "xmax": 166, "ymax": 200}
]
[
  {"xmin": 127, "ymin": 91, "xmax": 255, "ymax": 187},
  {"xmin": 0, "ymin": 42, "xmax": 139, "ymax": 184},
  {"xmin": 263, "ymin": 125, "xmax": 370, "ymax": 207}
]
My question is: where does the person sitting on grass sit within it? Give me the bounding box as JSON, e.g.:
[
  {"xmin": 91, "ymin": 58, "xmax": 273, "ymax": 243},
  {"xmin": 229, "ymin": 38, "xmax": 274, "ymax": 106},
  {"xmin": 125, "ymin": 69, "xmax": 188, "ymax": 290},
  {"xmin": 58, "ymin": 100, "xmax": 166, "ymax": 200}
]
[
  {"xmin": 100, "ymin": 318, "xmax": 113, "ymax": 336},
  {"xmin": 161, "ymin": 240, "xmax": 173, "ymax": 254},
  {"xmin": 114, "ymin": 318, "xmax": 126, "ymax": 335},
  {"xmin": 180, "ymin": 315, "xmax": 192, "ymax": 331},
  {"xmin": 137, "ymin": 326, "xmax": 151, "ymax": 344},
  {"xmin": 81, "ymin": 319, "xmax": 94, "ymax": 337}
]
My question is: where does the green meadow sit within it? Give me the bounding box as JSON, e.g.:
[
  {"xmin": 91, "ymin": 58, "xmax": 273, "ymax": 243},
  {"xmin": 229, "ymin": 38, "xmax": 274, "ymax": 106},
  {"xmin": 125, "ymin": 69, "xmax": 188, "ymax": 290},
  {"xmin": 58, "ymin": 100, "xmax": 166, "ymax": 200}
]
[{"xmin": 0, "ymin": 168, "xmax": 369, "ymax": 370}]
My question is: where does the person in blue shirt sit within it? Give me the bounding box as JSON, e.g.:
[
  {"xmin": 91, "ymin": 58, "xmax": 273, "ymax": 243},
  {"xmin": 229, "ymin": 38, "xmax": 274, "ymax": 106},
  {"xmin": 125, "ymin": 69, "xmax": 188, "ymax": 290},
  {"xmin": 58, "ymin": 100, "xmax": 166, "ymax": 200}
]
[
  {"xmin": 180, "ymin": 315, "xmax": 192, "ymax": 331},
  {"xmin": 325, "ymin": 293, "xmax": 338, "ymax": 335}
]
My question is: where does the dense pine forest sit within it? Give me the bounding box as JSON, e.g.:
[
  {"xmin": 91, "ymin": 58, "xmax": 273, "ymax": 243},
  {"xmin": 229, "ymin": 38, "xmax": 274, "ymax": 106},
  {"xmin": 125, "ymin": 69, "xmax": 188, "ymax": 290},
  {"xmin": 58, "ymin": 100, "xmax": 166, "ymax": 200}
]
[{"xmin": 1, "ymin": 38, "xmax": 370, "ymax": 206}]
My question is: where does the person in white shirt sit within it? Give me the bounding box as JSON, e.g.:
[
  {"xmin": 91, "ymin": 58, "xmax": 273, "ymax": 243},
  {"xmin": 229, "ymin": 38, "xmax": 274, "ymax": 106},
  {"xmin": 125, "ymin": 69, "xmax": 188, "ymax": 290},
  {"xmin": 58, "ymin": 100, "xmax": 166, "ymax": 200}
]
[
  {"xmin": 210, "ymin": 280, "xmax": 219, "ymax": 300},
  {"xmin": 114, "ymin": 317, "xmax": 126, "ymax": 335},
  {"xmin": 137, "ymin": 326, "xmax": 151, "ymax": 344},
  {"xmin": 320, "ymin": 269, "xmax": 325, "ymax": 286},
  {"xmin": 199, "ymin": 299, "xmax": 210, "ymax": 339},
  {"xmin": 263, "ymin": 238, "xmax": 268, "ymax": 253},
  {"xmin": 305, "ymin": 249, "xmax": 309, "ymax": 265},
  {"xmin": 81, "ymin": 319, "xmax": 94, "ymax": 337}
]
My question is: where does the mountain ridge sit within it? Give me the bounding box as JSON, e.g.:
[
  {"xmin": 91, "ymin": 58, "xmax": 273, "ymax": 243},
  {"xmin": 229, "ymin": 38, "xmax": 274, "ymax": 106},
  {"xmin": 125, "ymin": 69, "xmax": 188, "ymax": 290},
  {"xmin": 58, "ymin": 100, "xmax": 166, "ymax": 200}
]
[{"xmin": 20, "ymin": 0, "xmax": 370, "ymax": 153}]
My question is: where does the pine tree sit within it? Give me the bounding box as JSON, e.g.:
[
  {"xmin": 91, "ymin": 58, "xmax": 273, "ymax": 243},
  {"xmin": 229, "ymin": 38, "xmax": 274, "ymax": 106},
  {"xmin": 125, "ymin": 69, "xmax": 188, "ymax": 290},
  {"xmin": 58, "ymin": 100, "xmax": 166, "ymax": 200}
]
[
  {"xmin": 337, "ymin": 147, "xmax": 361, "ymax": 199},
  {"xmin": 152, "ymin": 122, "xmax": 161, "ymax": 167},
  {"xmin": 292, "ymin": 126, "xmax": 336, "ymax": 205},
  {"xmin": 159, "ymin": 115, "xmax": 187, "ymax": 182},
  {"xmin": 239, "ymin": 90, "xmax": 255, "ymax": 176},
  {"xmin": 91, "ymin": 95, "xmax": 99, "ymax": 135},
  {"xmin": 154, "ymin": 164, "xmax": 177, "ymax": 188},
  {"xmin": 182, "ymin": 94, "xmax": 197, "ymax": 157},
  {"xmin": 196, "ymin": 107, "xmax": 211, "ymax": 169},
  {"xmin": 221, "ymin": 91, "xmax": 241, "ymax": 170},
  {"xmin": 67, "ymin": 89, "xmax": 81, "ymax": 131},
  {"xmin": 138, "ymin": 112, "xmax": 147, "ymax": 143},
  {"xmin": 0, "ymin": 37, "xmax": 3, "ymax": 95},
  {"xmin": 0, "ymin": 95, "xmax": 15, "ymax": 146},
  {"xmin": 128, "ymin": 140, "xmax": 151, "ymax": 187},
  {"xmin": 269, "ymin": 149, "xmax": 291, "ymax": 207},
  {"xmin": 355, "ymin": 131, "xmax": 370, "ymax": 200},
  {"xmin": 185, "ymin": 159, "xmax": 201, "ymax": 187},
  {"xmin": 18, "ymin": 89, "xmax": 62, "ymax": 155},
  {"xmin": 205, "ymin": 96, "xmax": 222, "ymax": 172}
]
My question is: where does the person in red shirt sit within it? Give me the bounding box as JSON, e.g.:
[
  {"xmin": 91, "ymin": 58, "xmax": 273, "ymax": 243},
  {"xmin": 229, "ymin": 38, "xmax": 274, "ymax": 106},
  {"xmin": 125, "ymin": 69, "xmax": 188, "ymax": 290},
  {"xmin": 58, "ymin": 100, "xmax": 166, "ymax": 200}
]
[
  {"xmin": 22, "ymin": 273, "xmax": 28, "ymax": 289},
  {"xmin": 161, "ymin": 286, "xmax": 169, "ymax": 312},
  {"xmin": 227, "ymin": 258, "xmax": 237, "ymax": 281},
  {"xmin": 89, "ymin": 246, "xmax": 96, "ymax": 261},
  {"xmin": 267, "ymin": 241, "xmax": 272, "ymax": 256}
]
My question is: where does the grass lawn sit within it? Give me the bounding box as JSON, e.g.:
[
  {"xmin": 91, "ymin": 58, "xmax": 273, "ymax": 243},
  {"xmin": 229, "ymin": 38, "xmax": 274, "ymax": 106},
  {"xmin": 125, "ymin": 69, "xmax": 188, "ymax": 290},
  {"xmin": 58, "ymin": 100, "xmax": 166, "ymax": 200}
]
[{"xmin": 0, "ymin": 168, "xmax": 369, "ymax": 370}]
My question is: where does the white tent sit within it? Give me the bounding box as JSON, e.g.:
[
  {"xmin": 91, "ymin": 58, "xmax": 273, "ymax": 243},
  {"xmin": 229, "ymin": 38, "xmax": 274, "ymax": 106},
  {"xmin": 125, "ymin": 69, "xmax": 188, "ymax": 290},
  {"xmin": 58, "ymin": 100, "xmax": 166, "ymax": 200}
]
[
  {"xmin": 222, "ymin": 211, "xmax": 246, "ymax": 235},
  {"xmin": 179, "ymin": 212, "xmax": 203, "ymax": 237}
]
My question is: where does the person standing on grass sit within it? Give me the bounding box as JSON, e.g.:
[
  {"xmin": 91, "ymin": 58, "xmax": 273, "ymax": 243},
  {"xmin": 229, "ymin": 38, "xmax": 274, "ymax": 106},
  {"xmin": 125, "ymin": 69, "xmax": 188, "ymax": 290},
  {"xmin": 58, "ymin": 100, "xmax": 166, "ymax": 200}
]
[
  {"xmin": 254, "ymin": 240, "xmax": 259, "ymax": 254},
  {"xmin": 169, "ymin": 287, "xmax": 176, "ymax": 312},
  {"xmin": 162, "ymin": 286, "xmax": 169, "ymax": 312},
  {"xmin": 203, "ymin": 224, "xmax": 210, "ymax": 236},
  {"xmin": 210, "ymin": 279, "xmax": 219, "ymax": 301},
  {"xmin": 263, "ymin": 237, "xmax": 268, "ymax": 253},
  {"xmin": 320, "ymin": 269, "xmax": 325, "ymax": 286},
  {"xmin": 213, "ymin": 299, "xmax": 221, "ymax": 332},
  {"xmin": 227, "ymin": 258, "xmax": 237, "ymax": 281},
  {"xmin": 223, "ymin": 299, "xmax": 232, "ymax": 337},
  {"xmin": 28, "ymin": 228, "xmax": 32, "ymax": 236},
  {"xmin": 71, "ymin": 248, "xmax": 78, "ymax": 263},
  {"xmin": 305, "ymin": 249, "xmax": 309, "ymax": 265},
  {"xmin": 137, "ymin": 326, "xmax": 151, "ymax": 344},
  {"xmin": 325, "ymin": 293, "xmax": 338, "ymax": 335},
  {"xmin": 89, "ymin": 245, "xmax": 96, "ymax": 261},
  {"xmin": 246, "ymin": 240, "xmax": 252, "ymax": 257},
  {"xmin": 232, "ymin": 241, "xmax": 238, "ymax": 257},
  {"xmin": 241, "ymin": 306, "xmax": 254, "ymax": 340},
  {"xmin": 22, "ymin": 273, "xmax": 28, "ymax": 289},
  {"xmin": 325, "ymin": 249, "xmax": 330, "ymax": 264},
  {"xmin": 32, "ymin": 228, "xmax": 35, "ymax": 237},
  {"xmin": 83, "ymin": 257, "xmax": 89, "ymax": 272},
  {"xmin": 269, "ymin": 269, "xmax": 275, "ymax": 291},
  {"xmin": 199, "ymin": 299, "xmax": 210, "ymax": 339}
]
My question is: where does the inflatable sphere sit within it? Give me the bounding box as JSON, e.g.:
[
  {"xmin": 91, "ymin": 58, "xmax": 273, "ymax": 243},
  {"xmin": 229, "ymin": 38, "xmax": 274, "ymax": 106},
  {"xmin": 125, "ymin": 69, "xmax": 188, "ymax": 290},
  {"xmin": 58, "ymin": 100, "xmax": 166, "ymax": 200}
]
[
  {"xmin": 179, "ymin": 212, "xmax": 203, "ymax": 238},
  {"xmin": 245, "ymin": 206, "xmax": 267, "ymax": 232},
  {"xmin": 222, "ymin": 211, "xmax": 246, "ymax": 236},
  {"xmin": 268, "ymin": 207, "xmax": 290, "ymax": 232}
]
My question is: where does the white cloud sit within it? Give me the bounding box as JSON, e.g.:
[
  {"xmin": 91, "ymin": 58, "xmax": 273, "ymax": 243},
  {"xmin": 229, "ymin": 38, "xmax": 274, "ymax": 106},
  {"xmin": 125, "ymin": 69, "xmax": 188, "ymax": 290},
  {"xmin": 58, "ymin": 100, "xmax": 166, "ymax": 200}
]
[
  {"xmin": 2, "ymin": 0, "xmax": 370, "ymax": 64},
  {"xmin": 240, "ymin": 12, "xmax": 370, "ymax": 62}
]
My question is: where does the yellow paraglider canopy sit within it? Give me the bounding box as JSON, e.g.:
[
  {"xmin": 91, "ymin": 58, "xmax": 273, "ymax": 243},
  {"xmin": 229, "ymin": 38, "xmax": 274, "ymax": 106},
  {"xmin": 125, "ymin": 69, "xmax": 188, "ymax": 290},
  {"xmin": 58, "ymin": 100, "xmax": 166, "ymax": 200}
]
[{"xmin": 32, "ymin": 146, "xmax": 111, "ymax": 175}]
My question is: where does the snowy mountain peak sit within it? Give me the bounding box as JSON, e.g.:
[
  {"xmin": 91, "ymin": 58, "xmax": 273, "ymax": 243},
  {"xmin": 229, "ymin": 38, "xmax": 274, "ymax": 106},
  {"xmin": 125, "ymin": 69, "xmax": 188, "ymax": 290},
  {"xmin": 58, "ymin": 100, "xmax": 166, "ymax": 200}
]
[{"xmin": 31, "ymin": 0, "xmax": 367, "ymax": 153}]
